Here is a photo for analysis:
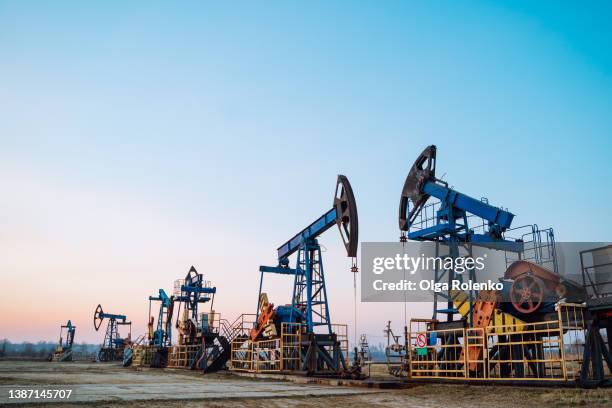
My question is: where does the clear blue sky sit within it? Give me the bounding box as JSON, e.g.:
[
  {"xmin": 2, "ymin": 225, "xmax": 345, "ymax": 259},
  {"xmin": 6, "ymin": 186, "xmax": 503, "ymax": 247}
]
[{"xmin": 1, "ymin": 1, "xmax": 611, "ymax": 343}]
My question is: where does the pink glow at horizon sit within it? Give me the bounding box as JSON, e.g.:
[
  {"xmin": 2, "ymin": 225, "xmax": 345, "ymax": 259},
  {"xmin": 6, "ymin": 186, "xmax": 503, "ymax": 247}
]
[{"xmin": 0, "ymin": 167, "xmax": 423, "ymax": 346}]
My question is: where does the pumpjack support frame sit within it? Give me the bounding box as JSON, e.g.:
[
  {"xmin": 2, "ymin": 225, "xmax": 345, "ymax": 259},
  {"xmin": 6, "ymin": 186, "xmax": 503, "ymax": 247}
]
[
  {"xmin": 253, "ymin": 174, "xmax": 359, "ymax": 376},
  {"xmin": 93, "ymin": 304, "xmax": 131, "ymax": 362},
  {"xmin": 171, "ymin": 266, "xmax": 230, "ymax": 373},
  {"xmin": 49, "ymin": 320, "xmax": 76, "ymax": 362}
]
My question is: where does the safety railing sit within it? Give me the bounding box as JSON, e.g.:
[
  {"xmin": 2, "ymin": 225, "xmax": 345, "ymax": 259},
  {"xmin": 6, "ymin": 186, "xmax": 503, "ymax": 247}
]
[
  {"xmin": 253, "ymin": 339, "xmax": 282, "ymax": 372},
  {"xmin": 167, "ymin": 345, "xmax": 200, "ymax": 368},
  {"xmin": 409, "ymin": 320, "xmax": 467, "ymax": 379},
  {"xmin": 580, "ymin": 245, "xmax": 612, "ymax": 299},
  {"xmin": 231, "ymin": 323, "xmax": 301, "ymax": 372},
  {"xmin": 503, "ymin": 225, "xmax": 557, "ymax": 273},
  {"xmin": 558, "ymin": 303, "xmax": 589, "ymax": 380},
  {"xmin": 230, "ymin": 338, "xmax": 280, "ymax": 372},
  {"xmin": 331, "ymin": 323, "xmax": 348, "ymax": 362},
  {"xmin": 230, "ymin": 338, "xmax": 253, "ymax": 371},
  {"xmin": 407, "ymin": 304, "xmax": 586, "ymax": 382},
  {"xmin": 230, "ymin": 321, "xmax": 351, "ymax": 373},
  {"xmin": 281, "ymin": 323, "xmax": 302, "ymax": 371},
  {"xmin": 131, "ymin": 345, "xmax": 153, "ymax": 367},
  {"xmin": 220, "ymin": 314, "xmax": 256, "ymax": 343},
  {"xmin": 408, "ymin": 197, "xmax": 496, "ymax": 238},
  {"xmin": 486, "ymin": 320, "xmax": 565, "ymax": 380},
  {"xmin": 465, "ymin": 328, "xmax": 486, "ymax": 378}
]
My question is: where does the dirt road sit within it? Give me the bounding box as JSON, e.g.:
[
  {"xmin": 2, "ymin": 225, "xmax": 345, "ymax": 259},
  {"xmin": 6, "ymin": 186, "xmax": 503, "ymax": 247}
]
[{"xmin": 0, "ymin": 360, "xmax": 610, "ymax": 407}]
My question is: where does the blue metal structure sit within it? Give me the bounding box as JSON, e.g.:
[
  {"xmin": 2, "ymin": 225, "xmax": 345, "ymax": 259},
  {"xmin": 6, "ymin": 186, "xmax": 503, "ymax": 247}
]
[
  {"xmin": 174, "ymin": 266, "xmax": 216, "ymax": 327},
  {"xmin": 173, "ymin": 266, "xmax": 230, "ymax": 372},
  {"xmin": 93, "ymin": 304, "xmax": 131, "ymax": 362},
  {"xmin": 399, "ymin": 145, "xmax": 515, "ymax": 244},
  {"xmin": 399, "ymin": 145, "xmax": 520, "ymax": 323},
  {"xmin": 61, "ymin": 320, "xmax": 76, "ymax": 351},
  {"xmin": 253, "ymin": 175, "xmax": 359, "ymax": 375},
  {"xmin": 257, "ymin": 175, "xmax": 358, "ymax": 334},
  {"xmin": 395, "ymin": 146, "xmax": 611, "ymax": 386},
  {"xmin": 148, "ymin": 289, "xmax": 174, "ymax": 348},
  {"xmin": 49, "ymin": 320, "xmax": 76, "ymax": 362}
]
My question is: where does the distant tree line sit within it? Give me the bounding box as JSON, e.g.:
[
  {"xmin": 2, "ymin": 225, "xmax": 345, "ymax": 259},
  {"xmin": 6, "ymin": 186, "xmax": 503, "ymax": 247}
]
[
  {"xmin": 0, "ymin": 339, "xmax": 393, "ymax": 361},
  {"xmin": 0, "ymin": 339, "xmax": 98, "ymax": 359}
]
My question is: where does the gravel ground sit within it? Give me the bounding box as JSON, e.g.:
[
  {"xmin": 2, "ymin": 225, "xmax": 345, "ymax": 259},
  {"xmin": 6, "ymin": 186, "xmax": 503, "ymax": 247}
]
[{"xmin": 0, "ymin": 360, "xmax": 610, "ymax": 407}]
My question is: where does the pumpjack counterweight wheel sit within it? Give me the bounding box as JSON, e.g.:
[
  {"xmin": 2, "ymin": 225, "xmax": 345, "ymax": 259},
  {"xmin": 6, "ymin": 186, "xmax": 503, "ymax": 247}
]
[
  {"xmin": 94, "ymin": 304, "xmax": 104, "ymax": 331},
  {"xmin": 510, "ymin": 274, "xmax": 545, "ymax": 314},
  {"xmin": 399, "ymin": 145, "xmax": 436, "ymax": 231},
  {"xmin": 334, "ymin": 175, "xmax": 359, "ymax": 258},
  {"xmin": 505, "ymin": 260, "xmax": 587, "ymax": 313}
]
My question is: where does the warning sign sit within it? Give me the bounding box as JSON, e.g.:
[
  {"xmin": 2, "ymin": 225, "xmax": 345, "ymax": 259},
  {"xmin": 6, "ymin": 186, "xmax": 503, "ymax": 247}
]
[{"xmin": 416, "ymin": 332, "xmax": 427, "ymax": 348}]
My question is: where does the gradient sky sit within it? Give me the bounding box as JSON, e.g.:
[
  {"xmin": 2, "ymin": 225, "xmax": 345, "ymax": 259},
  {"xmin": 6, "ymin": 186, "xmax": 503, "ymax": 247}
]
[{"xmin": 1, "ymin": 1, "xmax": 611, "ymax": 346}]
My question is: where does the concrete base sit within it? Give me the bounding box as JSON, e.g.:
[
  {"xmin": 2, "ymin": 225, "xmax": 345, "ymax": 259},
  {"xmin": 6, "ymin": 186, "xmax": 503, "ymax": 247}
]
[{"xmin": 228, "ymin": 369, "xmax": 411, "ymax": 389}]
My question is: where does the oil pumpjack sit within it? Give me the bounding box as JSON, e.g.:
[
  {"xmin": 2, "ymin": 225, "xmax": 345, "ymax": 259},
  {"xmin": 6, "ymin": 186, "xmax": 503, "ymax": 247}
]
[
  {"xmin": 170, "ymin": 266, "xmax": 231, "ymax": 372},
  {"xmin": 393, "ymin": 145, "xmax": 590, "ymax": 383},
  {"xmin": 48, "ymin": 320, "xmax": 76, "ymax": 362},
  {"xmin": 232, "ymin": 175, "xmax": 359, "ymax": 377},
  {"xmin": 93, "ymin": 304, "xmax": 132, "ymax": 362}
]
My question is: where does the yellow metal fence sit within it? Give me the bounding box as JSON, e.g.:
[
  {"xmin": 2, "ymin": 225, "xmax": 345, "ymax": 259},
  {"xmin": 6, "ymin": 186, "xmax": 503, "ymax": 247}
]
[
  {"xmin": 131, "ymin": 345, "xmax": 153, "ymax": 367},
  {"xmin": 167, "ymin": 345, "xmax": 200, "ymax": 368},
  {"xmin": 331, "ymin": 324, "xmax": 349, "ymax": 363},
  {"xmin": 407, "ymin": 304, "xmax": 587, "ymax": 382},
  {"xmin": 230, "ymin": 323, "xmax": 302, "ymax": 372}
]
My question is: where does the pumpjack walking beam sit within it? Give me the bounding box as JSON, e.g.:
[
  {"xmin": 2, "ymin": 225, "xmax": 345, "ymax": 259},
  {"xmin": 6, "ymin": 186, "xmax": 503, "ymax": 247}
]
[
  {"xmin": 399, "ymin": 145, "xmax": 515, "ymax": 243},
  {"xmin": 399, "ymin": 145, "xmax": 520, "ymax": 323}
]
